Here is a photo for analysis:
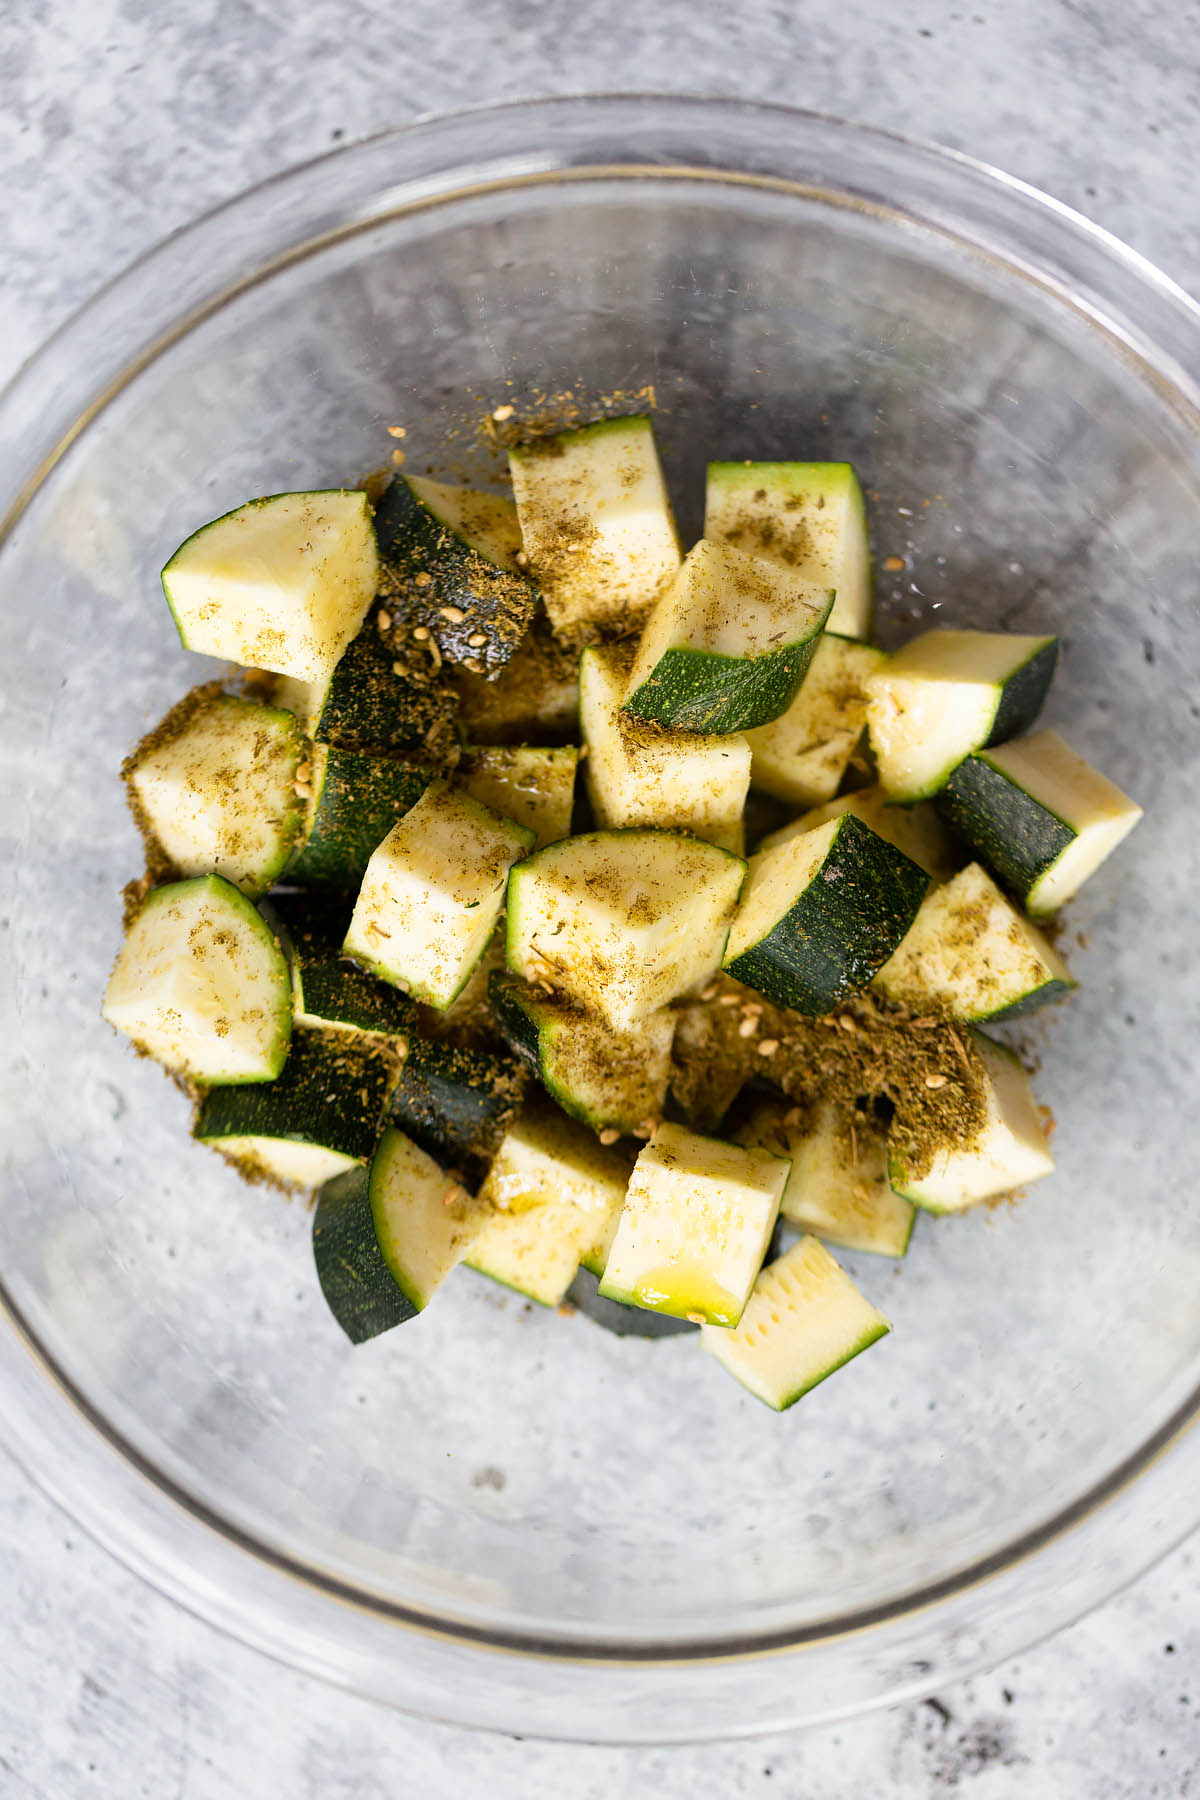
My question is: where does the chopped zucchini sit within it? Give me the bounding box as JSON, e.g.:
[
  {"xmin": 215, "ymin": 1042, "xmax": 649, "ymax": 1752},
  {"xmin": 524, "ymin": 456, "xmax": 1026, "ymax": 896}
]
[
  {"xmin": 124, "ymin": 689, "xmax": 304, "ymax": 897},
  {"xmin": 452, "ymin": 611, "xmax": 580, "ymax": 744},
  {"xmin": 466, "ymin": 1105, "xmax": 634, "ymax": 1305},
  {"xmin": 622, "ymin": 540, "xmax": 833, "ymax": 735},
  {"xmin": 580, "ymin": 643, "xmax": 750, "ymax": 853},
  {"xmin": 489, "ymin": 971, "xmax": 674, "ymax": 1138},
  {"xmin": 723, "ymin": 812, "xmax": 930, "ymax": 1015},
  {"xmin": 312, "ymin": 1145, "xmax": 481, "ymax": 1343},
  {"xmin": 266, "ymin": 893, "xmax": 416, "ymax": 1041},
  {"xmin": 308, "ymin": 601, "xmax": 460, "ymax": 761},
  {"xmin": 372, "ymin": 476, "xmax": 537, "ymax": 676},
  {"xmin": 701, "ymin": 1236, "xmax": 890, "ymax": 1409},
  {"xmin": 888, "ymin": 1031, "xmax": 1054, "ymax": 1212},
  {"xmin": 865, "ymin": 629, "xmax": 1058, "ymax": 802},
  {"xmin": 760, "ymin": 785, "xmax": 960, "ymax": 883},
  {"xmin": 743, "ymin": 635, "xmax": 886, "ymax": 806},
  {"xmin": 872, "ymin": 861, "xmax": 1076, "ymax": 1022},
  {"xmin": 704, "ymin": 461, "xmax": 873, "ymax": 639},
  {"xmin": 565, "ymin": 1268, "xmax": 698, "ymax": 1337},
  {"xmin": 344, "ymin": 781, "xmax": 535, "ymax": 1008},
  {"xmin": 387, "ymin": 1034, "xmax": 528, "ymax": 1188},
  {"xmin": 506, "ymin": 829, "xmax": 747, "ymax": 1030},
  {"xmin": 508, "ymin": 417, "xmax": 680, "ymax": 643},
  {"xmin": 102, "ymin": 875, "xmax": 290, "ymax": 1084},
  {"xmin": 161, "ymin": 490, "xmax": 377, "ymax": 683},
  {"xmin": 935, "ymin": 728, "xmax": 1143, "ymax": 916},
  {"xmin": 598, "ymin": 1121, "xmax": 789, "ymax": 1326},
  {"xmin": 195, "ymin": 1029, "xmax": 396, "ymax": 1188},
  {"xmin": 733, "ymin": 1097, "xmax": 915, "ymax": 1257},
  {"xmin": 459, "ymin": 745, "xmax": 579, "ymax": 848},
  {"xmin": 286, "ymin": 745, "xmax": 435, "ymax": 891}
]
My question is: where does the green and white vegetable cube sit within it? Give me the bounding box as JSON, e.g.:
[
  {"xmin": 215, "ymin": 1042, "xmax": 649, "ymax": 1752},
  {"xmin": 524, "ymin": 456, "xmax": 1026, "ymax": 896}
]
[
  {"xmin": 195, "ymin": 1029, "xmax": 396, "ymax": 1189},
  {"xmin": 312, "ymin": 1138, "xmax": 482, "ymax": 1343},
  {"xmin": 505, "ymin": 829, "xmax": 746, "ymax": 1031},
  {"xmin": 889, "ymin": 1032, "xmax": 1054, "ymax": 1212},
  {"xmin": 936, "ymin": 728, "xmax": 1143, "ymax": 916},
  {"xmin": 701, "ymin": 1236, "xmax": 890, "ymax": 1410},
  {"xmin": 865, "ymin": 628, "xmax": 1058, "ymax": 802},
  {"xmin": 103, "ymin": 875, "xmax": 290, "ymax": 1084},
  {"xmin": 872, "ymin": 861, "xmax": 1076, "ymax": 1021},
  {"xmin": 466, "ymin": 1106, "xmax": 634, "ymax": 1305},
  {"xmin": 508, "ymin": 416, "xmax": 680, "ymax": 643},
  {"xmin": 344, "ymin": 781, "xmax": 535, "ymax": 1009},
  {"xmin": 580, "ymin": 644, "xmax": 750, "ymax": 853},
  {"xmin": 598, "ymin": 1121, "xmax": 789, "ymax": 1326},
  {"xmin": 459, "ymin": 745, "xmax": 580, "ymax": 849},
  {"xmin": 372, "ymin": 476, "xmax": 537, "ymax": 676},
  {"xmin": 490, "ymin": 970, "xmax": 674, "ymax": 1139},
  {"xmin": 760, "ymin": 785, "xmax": 959, "ymax": 883},
  {"xmin": 161, "ymin": 490, "xmax": 378, "ymax": 683},
  {"xmin": 286, "ymin": 745, "xmax": 435, "ymax": 891},
  {"xmin": 622, "ymin": 539, "xmax": 833, "ymax": 734},
  {"xmin": 704, "ymin": 460, "xmax": 872, "ymax": 640},
  {"xmin": 723, "ymin": 812, "xmax": 930, "ymax": 1014},
  {"xmin": 735, "ymin": 1098, "xmax": 915, "ymax": 1258},
  {"xmin": 125, "ymin": 692, "xmax": 304, "ymax": 897},
  {"xmin": 743, "ymin": 635, "xmax": 886, "ymax": 807}
]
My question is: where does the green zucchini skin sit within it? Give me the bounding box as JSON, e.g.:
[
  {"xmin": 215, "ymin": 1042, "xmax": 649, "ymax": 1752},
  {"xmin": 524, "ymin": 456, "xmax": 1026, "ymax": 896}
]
[
  {"xmin": 267, "ymin": 894, "xmax": 417, "ymax": 1039},
  {"xmin": 286, "ymin": 747, "xmax": 435, "ymax": 890},
  {"xmin": 196, "ymin": 1030, "xmax": 396, "ymax": 1164},
  {"xmin": 373, "ymin": 478, "xmax": 537, "ymax": 677},
  {"xmin": 623, "ymin": 640, "xmax": 821, "ymax": 735},
  {"xmin": 936, "ymin": 754, "xmax": 1075, "ymax": 901},
  {"xmin": 725, "ymin": 814, "xmax": 930, "ymax": 1015},
  {"xmin": 386, "ymin": 1036, "xmax": 528, "ymax": 1187},
  {"xmin": 314, "ymin": 603, "xmax": 459, "ymax": 759},
  {"xmin": 312, "ymin": 1167, "xmax": 418, "ymax": 1342},
  {"xmin": 987, "ymin": 639, "xmax": 1059, "ymax": 745}
]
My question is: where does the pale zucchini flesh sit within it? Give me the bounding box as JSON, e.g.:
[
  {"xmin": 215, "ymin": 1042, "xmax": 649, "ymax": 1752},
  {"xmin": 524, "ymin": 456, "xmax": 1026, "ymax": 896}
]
[
  {"xmin": 598, "ymin": 1121, "xmax": 789, "ymax": 1326},
  {"xmin": 369, "ymin": 1127, "xmax": 483, "ymax": 1308},
  {"xmin": 701, "ymin": 1236, "xmax": 890, "ymax": 1409},
  {"xmin": 865, "ymin": 629, "xmax": 1058, "ymax": 802},
  {"xmin": 734, "ymin": 1098, "xmax": 915, "ymax": 1257},
  {"xmin": 508, "ymin": 416, "xmax": 680, "ymax": 643},
  {"xmin": 623, "ymin": 539, "xmax": 833, "ymax": 735},
  {"xmin": 466, "ymin": 1105, "xmax": 634, "ymax": 1305},
  {"xmin": 103, "ymin": 875, "xmax": 291, "ymax": 1084},
  {"xmin": 161, "ymin": 490, "xmax": 377, "ymax": 684},
  {"xmin": 743, "ymin": 634, "xmax": 885, "ymax": 807},
  {"xmin": 125, "ymin": 691, "xmax": 304, "ymax": 898},
  {"xmin": 888, "ymin": 1031, "xmax": 1054, "ymax": 1212},
  {"xmin": 505, "ymin": 829, "xmax": 747, "ymax": 1030},
  {"xmin": 935, "ymin": 728, "xmax": 1143, "ymax": 916},
  {"xmin": 872, "ymin": 861, "xmax": 1076, "ymax": 1022},
  {"xmin": 704, "ymin": 461, "xmax": 873, "ymax": 639},
  {"xmin": 580, "ymin": 644, "xmax": 750, "ymax": 854},
  {"xmin": 344, "ymin": 781, "xmax": 535, "ymax": 1008},
  {"xmin": 459, "ymin": 745, "xmax": 579, "ymax": 849}
]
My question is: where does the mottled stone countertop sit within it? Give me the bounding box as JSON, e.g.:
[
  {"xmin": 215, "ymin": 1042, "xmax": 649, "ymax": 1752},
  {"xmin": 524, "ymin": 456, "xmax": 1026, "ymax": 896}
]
[{"xmin": 2, "ymin": 1, "xmax": 1197, "ymax": 1793}]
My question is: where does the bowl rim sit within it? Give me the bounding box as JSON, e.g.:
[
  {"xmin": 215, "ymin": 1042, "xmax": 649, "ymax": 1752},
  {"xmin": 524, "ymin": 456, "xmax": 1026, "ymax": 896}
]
[{"xmin": 2, "ymin": 92, "xmax": 1198, "ymax": 1737}]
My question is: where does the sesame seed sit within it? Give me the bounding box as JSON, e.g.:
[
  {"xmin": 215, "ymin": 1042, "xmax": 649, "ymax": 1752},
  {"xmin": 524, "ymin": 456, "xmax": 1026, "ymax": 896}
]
[
  {"xmin": 412, "ymin": 626, "xmax": 430, "ymax": 641},
  {"xmin": 467, "ymin": 632, "xmax": 488, "ymax": 648},
  {"xmin": 738, "ymin": 1015, "xmax": 759, "ymax": 1038},
  {"xmin": 391, "ymin": 448, "xmax": 406, "ymax": 465},
  {"xmin": 598, "ymin": 1127, "xmax": 620, "ymax": 1145},
  {"xmin": 439, "ymin": 605, "xmax": 466, "ymax": 622},
  {"xmin": 700, "ymin": 981, "xmax": 720, "ymax": 1001},
  {"xmin": 387, "ymin": 425, "xmax": 407, "ymax": 438},
  {"xmin": 464, "ymin": 657, "xmax": 486, "ymax": 674},
  {"xmin": 718, "ymin": 993, "xmax": 741, "ymax": 1007},
  {"xmin": 414, "ymin": 571, "xmax": 433, "ymax": 588},
  {"xmin": 391, "ymin": 661, "xmax": 406, "ymax": 676},
  {"xmin": 633, "ymin": 1119, "xmax": 656, "ymax": 1139},
  {"xmin": 491, "ymin": 403, "xmax": 515, "ymax": 422},
  {"xmin": 838, "ymin": 1015, "xmax": 857, "ymax": 1034},
  {"xmin": 376, "ymin": 609, "xmax": 392, "ymax": 631},
  {"xmin": 925, "ymin": 1072, "xmax": 948, "ymax": 1089},
  {"xmin": 757, "ymin": 1038, "xmax": 779, "ymax": 1057}
]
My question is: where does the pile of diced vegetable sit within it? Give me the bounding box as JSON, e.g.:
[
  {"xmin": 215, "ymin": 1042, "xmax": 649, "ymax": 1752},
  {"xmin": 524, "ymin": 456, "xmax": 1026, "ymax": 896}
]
[{"xmin": 103, "ymin": 418, "xmax": 1142, "ymax": 1411}]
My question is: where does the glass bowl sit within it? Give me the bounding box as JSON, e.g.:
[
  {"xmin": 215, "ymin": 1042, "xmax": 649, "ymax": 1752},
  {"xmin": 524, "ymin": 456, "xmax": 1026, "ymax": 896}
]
[{"xmin": 1, "ymin": 97, "xmax": 1198, "ymax": 1743}]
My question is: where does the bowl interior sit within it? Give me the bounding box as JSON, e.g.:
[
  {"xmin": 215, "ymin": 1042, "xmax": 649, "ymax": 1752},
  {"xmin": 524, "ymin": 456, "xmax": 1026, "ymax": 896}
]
[{"xmin": 3, "ymin": 146, "xmax": 1199, "ymax": 1661}]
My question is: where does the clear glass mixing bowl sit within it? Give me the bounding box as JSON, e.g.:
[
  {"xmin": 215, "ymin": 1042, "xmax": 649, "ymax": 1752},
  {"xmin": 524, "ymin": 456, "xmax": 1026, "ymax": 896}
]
[{"xmin": 1, "ymin": 97, "xmax": 1197, "ymax": 1742}]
